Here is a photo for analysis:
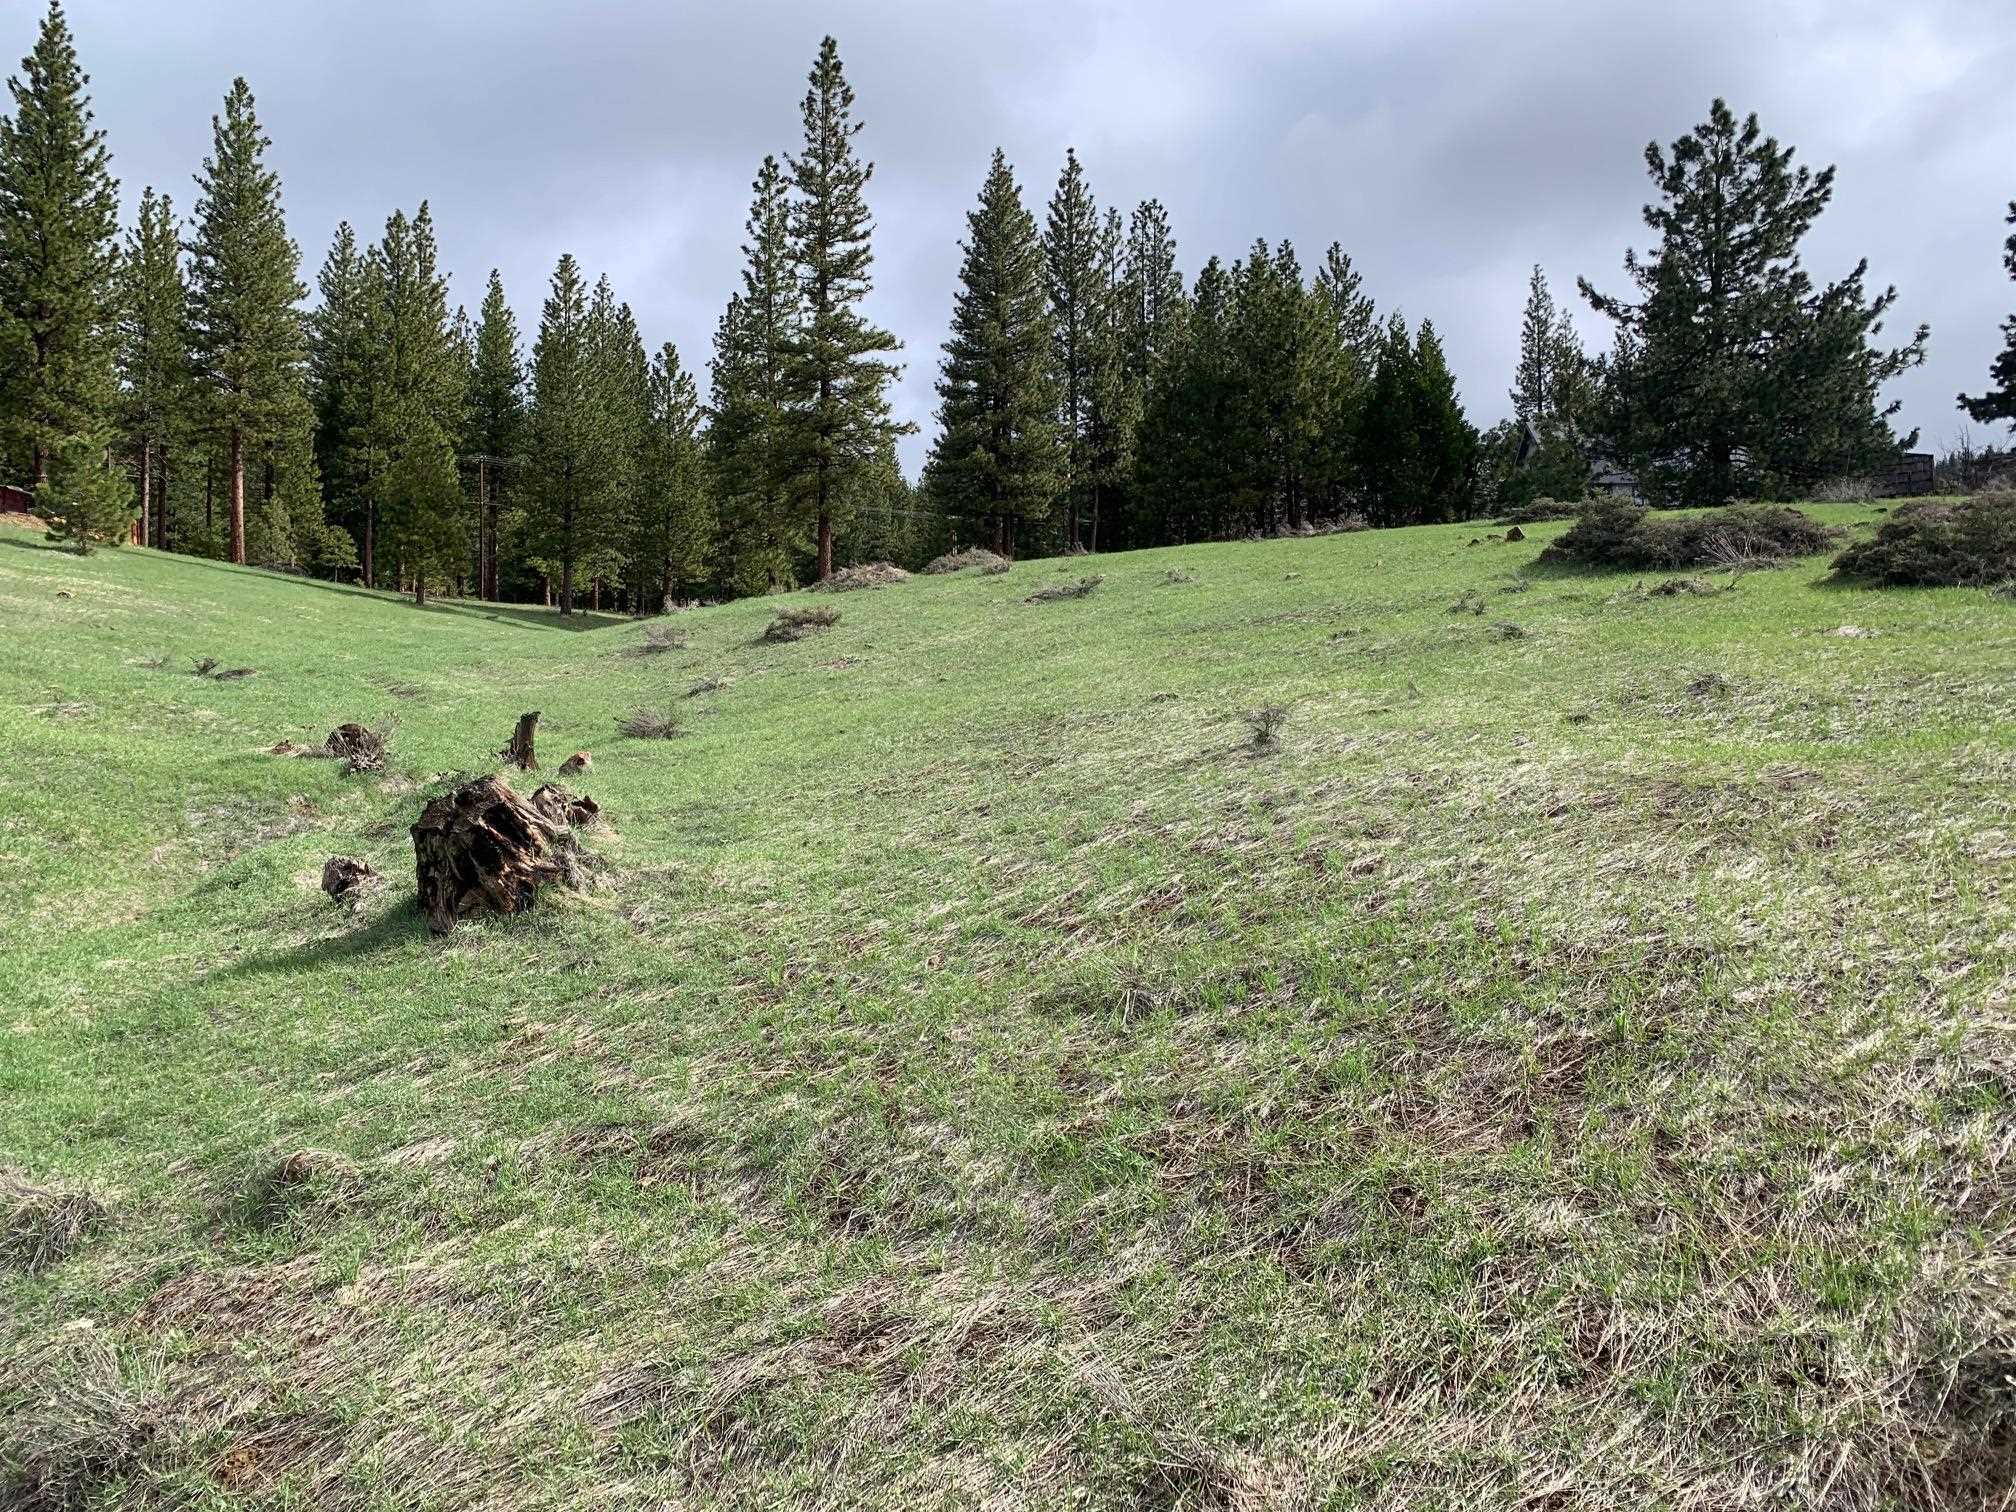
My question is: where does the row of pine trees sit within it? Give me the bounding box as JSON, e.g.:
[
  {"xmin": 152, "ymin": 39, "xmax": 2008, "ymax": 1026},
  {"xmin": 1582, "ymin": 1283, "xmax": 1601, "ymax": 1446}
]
[{"xmin": 4, "ymin": 3, "xmax": 1977, "ymax": 596}]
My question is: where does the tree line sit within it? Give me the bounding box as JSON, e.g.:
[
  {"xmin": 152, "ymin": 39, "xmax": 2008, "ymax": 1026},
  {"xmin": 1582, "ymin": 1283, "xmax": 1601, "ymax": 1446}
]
[{"xmin": 4, "ymin": 2, "xmax": 2005, "ymax": 593}]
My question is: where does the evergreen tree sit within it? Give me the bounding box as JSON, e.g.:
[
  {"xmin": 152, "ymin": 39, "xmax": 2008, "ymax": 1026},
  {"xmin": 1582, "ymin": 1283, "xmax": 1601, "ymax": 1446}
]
[
  {"xmin": 1959, "ymin": 201, "xmax": 2016, "ymax": 432},
  {"xmin": 580, "ymin": 277, "xmax": 641, "ymax": 610},
  {"xmin": 117, "ymin": 187, "xmax": 190, "ymax": 550},
  {"xmin": 1081, "ymin": 206, "xmax": 1136, "ymax": 552},
  {"xmin": 632, "ymin": 341, "xmax": 710, "ymax": 609},
  {"xmin": 465, "ymin": 269, "xmax": 524, "ymax": 600},
  {"xmin": 928, "ymin": 149, "xmax": 1061, "ymax": 558},
  {"xmin": 370, "ymin": 203, "xmax": 464, "ymax": 604},
  {"xmin": 308, "ymin": 220, "xmax": 375, "ymax": 574},
  {"xmin": 780, "ymin": 37, "xmax": 909, "ymax": 581},
  {"xmin": 1136, "ymin": 256, "xmax": 1234, "ymax": 543},
  {"xmin": 1309, "ymin": 243, "xmax": 1376, "ymax": 518},
  {"xmin": 710, "ymin": 156, "xmax": 797, "ymax": 593},
  {"xmin": 1504, "ymin": 265, "xmax": 1592, "ymax": 505},
  {"xmin": 0, "ymin": 1, "xmax": 120, "ymax": 500},
  {"xmin": 1581, "ymin": 99, "xmax": 1927, "ymax": 502},
  {"xmin": 1043, "ymin": 148, "xmax": 1101, "ymax": 548},
  {"xmin": 186, "ymin": 78, "xmax": 309, "ymax": 564},
  {"xmin": 1121, "ymin": 198, "xmax": 1184, "ymax": 388},
  {"xmin": 526, "ymin": 253, "xmax": 602, "ymax": 613},
  {"xmin": 1356, "ymin": 315, "xmax": 1478, "ymax": 525}
]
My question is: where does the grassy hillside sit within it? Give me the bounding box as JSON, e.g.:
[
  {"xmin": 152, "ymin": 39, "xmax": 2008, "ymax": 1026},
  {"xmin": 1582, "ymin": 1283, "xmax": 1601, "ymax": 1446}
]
[{"xmin": 3, "ymin": 507, "xmax": 2013, "ymax": 1509}]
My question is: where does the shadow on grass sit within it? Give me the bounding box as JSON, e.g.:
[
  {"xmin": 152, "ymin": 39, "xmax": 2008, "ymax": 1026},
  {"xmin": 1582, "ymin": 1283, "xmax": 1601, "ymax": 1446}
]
[{"xmin": 216, "ymin": 897, "xmax": 430, "ymax": 983}]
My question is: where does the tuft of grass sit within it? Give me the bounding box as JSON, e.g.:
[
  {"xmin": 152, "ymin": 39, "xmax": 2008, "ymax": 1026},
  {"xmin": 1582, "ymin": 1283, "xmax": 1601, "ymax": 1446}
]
[
  {"xmin": 188, "ymin": 655, "xmax": 219, "ymax": 676},
  {"xmin": 1490, "ymin": 620, "xmax": 1527, "ymax": 640},
  {"xmin": 687, "ymin": 675, "xmax": 731, "ymax": 697},
  {"xmin": 1163, "ymin": 568, "xmax": 1196, "ymax": 585},
  {"xmin": 3, "ymin": 1171, "xmax": 107, "ymax": 1273},
  {"xmin": 638, "ymin": 623, "xmax": 687, "ymax": 654}
]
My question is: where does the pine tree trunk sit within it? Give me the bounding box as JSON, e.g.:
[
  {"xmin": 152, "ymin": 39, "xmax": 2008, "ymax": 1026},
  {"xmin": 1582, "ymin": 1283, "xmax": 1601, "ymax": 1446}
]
[
  {"xmin": 136, "ymin": 440, "xmax": 152, "ymax": 548},
  {"xmin": 477, "ymin": 460, "xmax": 494, "ymax": 600},
  {"xmin": 817, "ymin": 511, "xmax": 833, "ymax": 581},
  {"xmin": 157, "ymin": 445, "xmax": 171, "ymax": 552},
  {"xmin": 415, "ymin": 571, "xmax": 428, "ymax": 607},
  {"xmin": 228, "ymin": 429, "xmax": 246, "ymax": 565},
  {"xmin": 362, "ymin": 502, "xmax": 375, "ymax": 587}
]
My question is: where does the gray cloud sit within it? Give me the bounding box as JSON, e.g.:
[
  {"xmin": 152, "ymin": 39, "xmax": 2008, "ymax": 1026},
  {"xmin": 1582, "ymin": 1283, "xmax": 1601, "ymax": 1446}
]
[{"xmin": 57, "ymin": 0, "xmax": 2016, "ymax": 472}]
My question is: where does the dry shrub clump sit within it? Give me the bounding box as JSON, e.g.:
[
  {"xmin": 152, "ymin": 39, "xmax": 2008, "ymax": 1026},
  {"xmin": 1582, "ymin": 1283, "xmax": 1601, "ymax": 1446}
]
[
  {"xmin": 1832, "ymin": 491, "xmax": 2016, "ymax": 586},
  {"xmin": 921, "ymin": 546, "xmax": 1008, "ymax": 575},
  {"xmin": 1026, "ymin": 575, "xmax": 1103, "ymax": 604},
  {"xmin": 3, "ymin": 1169, "xmax": 106, "ymax": 1272},
  {"xmin": 618, "ymin": 707, "xmax": 682, "ymax": 740},
  {"xmin": 1242, "ymin": 704, "xmax": 1290, "ymax": 752},
  {"xmin": 815, "ymin": 562, "xmax": 910, "ymax": 592},
  {"xmin": 1543, "ymin": 499, "xmax": 1832, "ymax": 570},
  {"xmin": 2, "ymin": 1336, "xmax": 169, "ymax": 1509},
  {"xmin": 638, "ymin": 623, "xmax": 687, "ymax": 654},
  {"xmin": 763, "ymin": 605, "xmax": 841, "ymax": 642}
]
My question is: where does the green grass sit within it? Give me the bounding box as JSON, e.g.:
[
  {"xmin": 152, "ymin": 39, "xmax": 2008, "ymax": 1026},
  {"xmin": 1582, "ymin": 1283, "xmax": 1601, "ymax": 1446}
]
[{"xmin": 2, "ymin": 506, "xmax": 2013, "ymax": 1508}]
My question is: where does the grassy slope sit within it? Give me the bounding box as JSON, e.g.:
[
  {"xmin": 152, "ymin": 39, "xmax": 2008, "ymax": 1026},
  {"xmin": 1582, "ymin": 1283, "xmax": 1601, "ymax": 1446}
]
[{"xmin": 2, "ymin": 508, "xmax": 2013, "ymax": 1509}]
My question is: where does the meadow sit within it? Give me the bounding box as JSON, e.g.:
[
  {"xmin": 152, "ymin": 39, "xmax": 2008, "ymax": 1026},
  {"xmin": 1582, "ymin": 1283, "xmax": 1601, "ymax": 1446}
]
[{"xmin": 3, "ymin": 505, "xmax": 2013, "ymax": 1509}]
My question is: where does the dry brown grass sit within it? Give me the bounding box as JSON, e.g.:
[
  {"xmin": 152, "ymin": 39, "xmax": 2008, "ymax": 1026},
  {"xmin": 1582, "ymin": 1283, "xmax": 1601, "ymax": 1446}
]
[
  {"xmin": 3, "ymin": 1171, "xmax": 106, "ymax": 1273},
  {"xmin": 763, "ymin": 606, "xmax": 842, "ymax": 642}
]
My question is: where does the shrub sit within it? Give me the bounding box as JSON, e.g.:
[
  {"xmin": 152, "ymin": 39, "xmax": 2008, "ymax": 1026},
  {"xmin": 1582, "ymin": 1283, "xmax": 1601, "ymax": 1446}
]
[
  {"xmin": 1025, "ymin": 575, "xmax": 1103, "ymax": 604},
  {"xmin": 1498, "ymin": 495, "xmax": 1585, "ymax": 525},
  {"xmin": 763, "ymin": 606, "xmax": 841, "ymax": 642},
  {"xmin": 922, "ymin": 547, "xmax": 1008, "ymax": 575},
  {"xmin": 979, "ymin": 559, "xmax": 1011, "ymax": 576},
  {"xmin": 638, "ymin": 624, "xmax": 687, "ymax": 654},
  {"xmin": 1831, "ymin": 492, "xmax": 2016, "ymax": 586},
  {"xmin": 618, "ymin": 707, "xmax": 682, "ymax": 740},
  {"xmin": 1543, "ymin": 501, "xmax": 1832, "ymax": 570},
  {"xmin": 1242, "ymin": 705, "xmax": 1290, "ymax": 752}
]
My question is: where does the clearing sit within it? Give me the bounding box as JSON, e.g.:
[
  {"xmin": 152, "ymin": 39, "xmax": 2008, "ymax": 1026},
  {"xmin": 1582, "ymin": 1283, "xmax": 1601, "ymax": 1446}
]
[{"xmin": 2, "ymin": 506, "xmax": 2013, "ymax": 1509}]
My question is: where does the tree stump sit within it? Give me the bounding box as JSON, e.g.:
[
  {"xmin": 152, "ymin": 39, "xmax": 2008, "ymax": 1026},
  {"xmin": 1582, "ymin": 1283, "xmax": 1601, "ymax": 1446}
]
[
  {"xmin": 326, "ymin": 723, "xmax": 385, "ymax": 773},
  {"xmin": 501, "ymin": 711, "xmax": 541, "ymax": 770},
  {"xmin": 320, "ymin": 855, "xmax": 380, "ymax": 901},
  {"xmin": 410, "ymin": 775, "xmax": 585, "ymax": 934}
]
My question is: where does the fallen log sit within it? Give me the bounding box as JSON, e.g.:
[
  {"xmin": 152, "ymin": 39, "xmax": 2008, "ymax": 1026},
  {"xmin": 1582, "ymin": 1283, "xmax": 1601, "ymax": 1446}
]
[{"xmin": 409, "ymin": 775, "xmax": 589, "ymax": 934}]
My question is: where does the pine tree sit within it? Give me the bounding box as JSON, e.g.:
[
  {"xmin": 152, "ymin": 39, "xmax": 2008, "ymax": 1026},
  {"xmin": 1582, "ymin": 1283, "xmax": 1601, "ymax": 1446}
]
[
  {"xmin": 1503, "ymin": 265, "xmax": 1592, "ymax": 505},
  {"xmin": 1581, "ymin": 99, "xmax": 1926, "ymax": 502},
  {"xmin": 1136, "ymin": 256, "xmax": 1234, "ymax": 543},
  {"xmin": 1081, "ymin": 206, "xmax": 1136, "ymax": 552},
  {"xmin": 1044, "ymin": 148, "xmax": 1101, "ymax": 549},
  {"xmin": 465, "ymin": 269, "xmax": 524, "ymax": 599},
  {"xmin": 928, "ymin": 149, "xmax": 1061, "ymax": 558},
  {"xmin": 308, "ymin": 220, "xmax": 376, "ymax": 574},
  {"xmin": 1309, "ymin": 243, "xmax": 1376, "ymax": 518},
  {"xmin": 579, "ymin": 276, "xmax": 640, "ymax": 611},
  {"xmin": 632, "ymin": 341, "xmax": 710, "ymax": 609},
  {"xmin": 117, "ymin": 187, "xmax": 190, "ymax": 550},
  {"xmin": 526, "ymin": 253, "xmax": 603, "ymax": 613},
  {"xmin": 709, "ymin": 156, "xmax": 797, "ymax": 593},
  {"xmin": 0, "ymin": 0, "xmax": 120, "ymax": 503},
  {"xmin": 1959, "ymin": 202, "xmax": 2016, "ymax": 432},
  {"xmin": 780, "ymin": 37, "xmax": 909, "ymax": 581},
  {"xmin": 1355, "ymin": 315, "xmax": 1479, "ymax": 525},
  {"xmin": 1121, "ymin": 198, "xmax": 1184, "ymax": 388},
  {"xmin": 370, "ymin": 203, "xmax": 464, "ymax": 605},
  {"xmin": 186, "ymin": 78, "xmax": 309, "ymax": 564}
]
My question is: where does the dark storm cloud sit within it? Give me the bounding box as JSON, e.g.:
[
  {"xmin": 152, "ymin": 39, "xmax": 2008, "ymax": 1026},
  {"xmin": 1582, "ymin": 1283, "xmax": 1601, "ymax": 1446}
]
[{"xmin": 52, "ymin": 0, "xmax": 2016, "ymax": 470}]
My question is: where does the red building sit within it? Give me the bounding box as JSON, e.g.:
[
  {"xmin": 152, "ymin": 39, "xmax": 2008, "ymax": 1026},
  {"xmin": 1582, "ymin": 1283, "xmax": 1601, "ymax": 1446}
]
[{"xmin": 0, "ymin": 482, "xmax": 31, "ymax": 515}]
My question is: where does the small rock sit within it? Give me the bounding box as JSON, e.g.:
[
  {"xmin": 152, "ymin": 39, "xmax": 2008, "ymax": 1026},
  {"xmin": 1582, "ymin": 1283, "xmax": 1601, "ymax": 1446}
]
[
  {"xmin": 1505, "ymin": 525, "xmax": 1526, "ymax": 542},
  {"xmin": 558, "ymin": 751, "xmax": 592, "ymax": 777},
  {"xmin": 321, "ymin": 855, "xmax": 380, "ymax": 901}
]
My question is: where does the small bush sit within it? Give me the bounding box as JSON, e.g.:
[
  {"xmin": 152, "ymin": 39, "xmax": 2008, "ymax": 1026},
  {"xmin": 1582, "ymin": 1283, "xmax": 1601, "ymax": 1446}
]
[
  {"xmin": 1449, "ymin": 590, "xmax": 1485, "ymax": 616},
  {"xmin": 638, "ymin": 624, "xmax": 687, "ymax": 654},
  {"xmin": 189, "ymin": 655, "xmax": 220, "ymax": 676},
  {"xmin": 979, "ymin": 559, "xmax": 1011, "ymax": 575},
  {"xmin": 763, "ymin": 605, "xmax": 841, "ymax": 642},
  {"xmin": 1543, "ymin": 501, "xmax": 1832, "ymax": 570},
  {"xmin": 1242, "ymin": 704, "xmax": 1290, "ymax": 752},
  {"xmin": 619, "ymin": 707, "xmax": 682, "ymax": 740},
  {"xmin": 1164, "ymin": 568, "xmax": 1196, "ymax": 585},
  {"xmin": 1490, "ymin": 621, "xmax": 1527, "ymax": 641},
  {"xmin": 687, "ymin": 675, "xmax": 730, "ymax": 697},
  {"xmin": 922, "ymin": 547, "xmax": 1008, "ymax": 575},
  {"xmin": 1831, "ymin": 492, "xmax": 2016, "ymax": 587},
  {"xmin": 1026, "ymin": 575, "xmax": 1103, "ymax": 604}
]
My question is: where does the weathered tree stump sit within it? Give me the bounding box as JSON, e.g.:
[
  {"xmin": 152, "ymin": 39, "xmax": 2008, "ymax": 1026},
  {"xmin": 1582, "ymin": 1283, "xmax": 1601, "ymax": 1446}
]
[
  {"xmin": 321, "ymin": 855, "xmax": 380, "ymax": 901},
  {"xmin": 531, "ymin": 783, "xmax": 600, "ymax": 828},
  {"xmin": 501, "ymin": 711, "xmax": 541, "ymax": 771},
  {"xmin": 558, "ymin": 751, "xmax": 592, "ymax": 778},
  {"xmin": 409, "ymin": 775, "xmax": 586, "ymax": 934}
]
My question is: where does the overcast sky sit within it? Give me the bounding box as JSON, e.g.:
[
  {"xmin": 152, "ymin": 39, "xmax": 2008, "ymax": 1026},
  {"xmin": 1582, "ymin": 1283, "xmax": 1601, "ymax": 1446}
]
[{"xmin": 46, "ymin": 0, "xmax": 2016, "ymax": 475}]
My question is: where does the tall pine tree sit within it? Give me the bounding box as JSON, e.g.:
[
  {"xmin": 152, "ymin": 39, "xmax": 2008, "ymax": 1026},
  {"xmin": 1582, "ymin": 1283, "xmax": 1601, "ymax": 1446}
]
[
  {"xmin": 927, "ymin": 149, "xmax": 1061, "ymax": 558},
  {"xmin": 465, "ymin": 269, "xmax": 525, "ymax": 600},
  {"xmin": 0, "ymin": 1, "xmax": 125, "ymax": 548},
  {"xmin": 308, "ymin": 220, "xmax": 374, "ymax": 575},
  {"xmin": 117, "ymin": 188, "xmax": 190, "ymax": 550},
  {"xmin": 632, "ymin": 341, "xmax": 710, "ymax": 609},
  {"xmin": 371, "ymin": 203, "xmax": 464, "ymax": 604},
  {"xmin": 1043, "ymin": 148, "xmax": 1101, "ymax": 549},
  {"xmin": 1959, "ymin": 201, "xmax": 2016, "ymax": 433},
  {"xmin": 526, "ymin": 253, "xmax": 603, "ymax": 613},
  {"xmin": 1581, "ymin": 99, "xmax": 1926, "ymax": 502},
  {"xmin": 186, "ymin": 78, "xmax": 309, "ymax": 564},
  {"xmin": 780, "ymin": 37, "xmax": 908, "ymax": 581}
]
